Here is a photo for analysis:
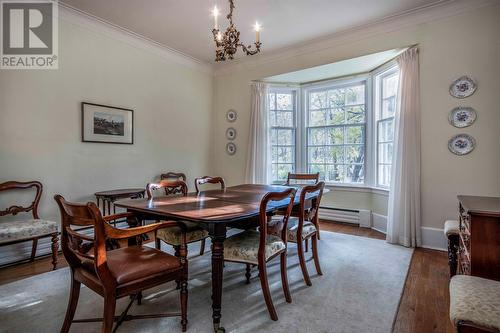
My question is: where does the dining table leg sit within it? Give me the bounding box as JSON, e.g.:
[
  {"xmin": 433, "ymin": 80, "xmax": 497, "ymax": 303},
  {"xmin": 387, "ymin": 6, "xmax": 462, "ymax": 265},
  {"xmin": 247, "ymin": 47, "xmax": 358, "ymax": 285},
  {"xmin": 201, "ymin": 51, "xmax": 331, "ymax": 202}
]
[{"xmin": 208, "ymin": 223, "xmax": 227, "ymax": 333}]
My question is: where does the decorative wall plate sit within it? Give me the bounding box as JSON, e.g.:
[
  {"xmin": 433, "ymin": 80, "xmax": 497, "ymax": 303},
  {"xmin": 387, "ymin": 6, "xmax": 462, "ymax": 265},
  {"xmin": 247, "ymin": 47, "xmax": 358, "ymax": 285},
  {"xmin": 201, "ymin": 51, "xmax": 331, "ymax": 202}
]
[
  {"xmin": 226, "ymin": 142, "xmax": 236, "ymax": 155},
  {"xmin": 448, "ymin": 134, "xmax": 476, "ymax": 155},
  {"xmin": 449, "ymin": 76, "xmax": 477, "ymax": 98},
  {"xmin": 449, "ymin": 107, "xmax": 477, "ymax": 128},
  {"xmin": 226, "ymin": 109, "xmax": 237, "ymax": 122},
  {"xmin": 226, "ymin": 127, "xmax": 237, "ymax": 140}
]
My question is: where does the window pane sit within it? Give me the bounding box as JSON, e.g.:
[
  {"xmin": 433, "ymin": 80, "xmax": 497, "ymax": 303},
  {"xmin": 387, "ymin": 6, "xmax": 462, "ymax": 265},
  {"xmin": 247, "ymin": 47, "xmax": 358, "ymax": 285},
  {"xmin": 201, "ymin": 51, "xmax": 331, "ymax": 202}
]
[
  {"xmin": 268, "ymin": 93, "xmax": 276, "ymax": 110},
  {"xmin": 270, "ymin": 129, "xmax": 277, "ymax": 145},
  {"xmin": 308, "ymin": 147, "xmax": 325, "ymax": 164},
  {"xmin": 378, "ymin": 165, "xmax": 391, "ymax": 187},
  {"xmin": 346, "ymin": 126, "xmax": 364, "ymax": 144},
  {"xmin": 277, "ymin": 164, "xmax": 293, "ymax": 180},
  {"xmin": 277, "ymin": 93, "xmax": 293, "ymax": 110},
  {"xmin": 327, "ymin": 108, "xmax": 344, "ymax": 125},
  {"xmin": 277, "ymin": 129, "xmax": 294, "ymax": 145},
  {"xmin": 269, "ymin": 110, "xmax": 277, "ymax": 127},
  {"xmin": 271, "ymin": 164, "xmax": 278, "ymax": 180},
  {"xmin": 346, "ymin": 106, "xmax": 365, "ymax": 124},
  {"xmin": 378, "ymin": 119, "xmax": 394, "ymax": 142},
  {"xmin": 310, "ymin": 91, "xmax": 327, "ymax": 110},
  {"xmin": 308, "ymin": 164, "xmax": 325, "ymax": 179},
  {"xmin": 309, "ymin": 110, "xmax": 326, "ymax": 126},
  {"xmin": 325, "ymin": 164, "xmax": 344, "ymax": 182},
  {"xmin": 382, "ymin": 96, "xmax": 396, "ymax": 118},
  {"xmin": 346, "ymin": 164, "xmax": 365, "ymax": 183},
  {"xmin": 308, "ymin": 128, "xmax": 326, "ymax": 145},
  {"xmin": 345, "ymin": 145, "xmax": 365, "ymax": 164},
  {"xmin": 345, "ymin": 85, "xmax": 365, "ymax": 106},
  {"xmin": 383, "ymin": 74, "xmax": 398, "ymax": 98},
  {"xmin": 277, "ymin": 147, "xmax": 294, "ymax": 163},
  {"xmin": 327, "ymin": 127, "xmax": 344, "ymax": 145},
  {"xmin": 276, "ymin": 111, "xmax": 293, "ymax": 127},
  {"xmin": 326, "ymin": 146, "xmax": 344, "ymax": 163},
  {"xmin": 328, "ymin": 89, "xmax": 345, "ymax": 108},
  {"xmin": 378, "ymin": 143, "xmax": 393, "ymax": 164}
]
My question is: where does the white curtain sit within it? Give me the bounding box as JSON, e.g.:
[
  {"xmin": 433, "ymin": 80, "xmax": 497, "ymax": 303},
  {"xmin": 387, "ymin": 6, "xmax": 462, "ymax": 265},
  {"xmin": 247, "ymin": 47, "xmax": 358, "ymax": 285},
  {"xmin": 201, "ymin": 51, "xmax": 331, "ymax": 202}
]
[
  {"xmin": 245, "ymin": 82, "xmax": 270, "ymax": 184},
  {"xmin": 386, "ymin": 47, "xmax": 421, "ymax": 247}
]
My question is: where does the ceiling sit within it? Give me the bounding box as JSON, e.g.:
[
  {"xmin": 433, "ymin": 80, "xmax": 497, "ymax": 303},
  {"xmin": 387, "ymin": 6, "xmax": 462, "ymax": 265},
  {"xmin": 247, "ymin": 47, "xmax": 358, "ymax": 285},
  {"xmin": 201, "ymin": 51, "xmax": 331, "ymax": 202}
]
[
  {"xmin": 62, "ymin": 0, "xmax": 444, "ymax": 64},
  {"xmin": 264, "ymin": 48, "xmax": 406, "ymax": 83}
]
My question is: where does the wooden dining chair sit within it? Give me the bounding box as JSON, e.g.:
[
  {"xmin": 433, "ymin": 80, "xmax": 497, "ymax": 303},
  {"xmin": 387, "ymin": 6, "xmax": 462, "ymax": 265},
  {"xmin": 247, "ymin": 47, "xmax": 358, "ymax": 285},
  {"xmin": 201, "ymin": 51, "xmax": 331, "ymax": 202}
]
[
  {"xmin": 270, "ymin": 182, "xmax": 325, "ymax": 286},
  {"xmin": 54, "ymin": 195, "xmax": 188, "ymax": 333},
  {"xmin": 160, "ymin": 172, "xmax": 187, "ymax": 182},
  {"xmin": 147, "ymin": 180, "xmax": 208, "ymax": 256},
  {"xmin": 223, "ymin": 188, "xmax": 296, "ymax": 321},
  {"xmin": 194, "ymin": 176, "xmax": 226, "ymax": 193},
  {"xmin": 284, "ymin": 172, "xmax": 320, "ymax": 185},
  {"xmin": 283, "ymin": 172, "xmax": 322, "ymax": 242}
]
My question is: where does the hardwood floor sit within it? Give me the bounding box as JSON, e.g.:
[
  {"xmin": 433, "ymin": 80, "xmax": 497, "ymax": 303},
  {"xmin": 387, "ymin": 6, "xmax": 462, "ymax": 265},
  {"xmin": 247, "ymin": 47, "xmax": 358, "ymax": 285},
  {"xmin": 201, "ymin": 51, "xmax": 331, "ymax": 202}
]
[{"xmin": 0, "ymin": 221, "xmax": 451, "ymax": 333}]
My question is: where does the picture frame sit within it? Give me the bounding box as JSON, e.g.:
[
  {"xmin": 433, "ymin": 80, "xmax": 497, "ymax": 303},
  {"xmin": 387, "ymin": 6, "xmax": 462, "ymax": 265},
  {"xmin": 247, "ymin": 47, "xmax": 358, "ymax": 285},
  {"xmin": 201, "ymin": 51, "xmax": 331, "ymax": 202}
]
[{"xmin": 82, "ymin": 102, "xmax": 134, "ymax": 144}]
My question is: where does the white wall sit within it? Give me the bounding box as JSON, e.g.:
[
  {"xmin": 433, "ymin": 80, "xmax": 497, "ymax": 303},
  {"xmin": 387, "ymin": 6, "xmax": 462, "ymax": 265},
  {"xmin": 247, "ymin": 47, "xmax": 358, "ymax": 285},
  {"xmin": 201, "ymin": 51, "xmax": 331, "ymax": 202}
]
[
  {"xmin": 0, "ymin": 15, "xmax": 214, "ymax": 222},
  {"xmin": 212, "ymin": 4, "xmax": 500, "ymax": 229}
]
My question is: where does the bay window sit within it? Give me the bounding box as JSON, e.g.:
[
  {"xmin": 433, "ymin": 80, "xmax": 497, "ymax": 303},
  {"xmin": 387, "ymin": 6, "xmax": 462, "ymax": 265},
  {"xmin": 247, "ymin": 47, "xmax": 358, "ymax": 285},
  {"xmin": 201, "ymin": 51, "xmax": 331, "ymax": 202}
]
[{"xmin": 268, "ymin": 63, "xmax": 399, "ymax": 189}]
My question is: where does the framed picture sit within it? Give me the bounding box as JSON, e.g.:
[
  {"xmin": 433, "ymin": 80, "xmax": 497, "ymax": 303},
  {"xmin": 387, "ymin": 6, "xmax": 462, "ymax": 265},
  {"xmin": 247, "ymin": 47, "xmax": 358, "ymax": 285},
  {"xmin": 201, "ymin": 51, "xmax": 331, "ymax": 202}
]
[{"xmin": 82, "ymin": 102, "xmax": 133, "ymax": 144}]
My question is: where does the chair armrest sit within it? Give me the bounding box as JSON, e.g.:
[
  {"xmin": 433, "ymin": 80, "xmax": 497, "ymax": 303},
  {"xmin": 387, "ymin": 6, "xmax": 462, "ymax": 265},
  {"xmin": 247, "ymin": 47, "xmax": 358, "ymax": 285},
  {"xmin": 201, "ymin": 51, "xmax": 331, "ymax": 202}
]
[
  {"xmin": 103, "ymin": 221, "xmax": 182, "ymax": 240},
  {"xmin": 103, "ymin": 212, "xmax": 135, "ymax": 223}
]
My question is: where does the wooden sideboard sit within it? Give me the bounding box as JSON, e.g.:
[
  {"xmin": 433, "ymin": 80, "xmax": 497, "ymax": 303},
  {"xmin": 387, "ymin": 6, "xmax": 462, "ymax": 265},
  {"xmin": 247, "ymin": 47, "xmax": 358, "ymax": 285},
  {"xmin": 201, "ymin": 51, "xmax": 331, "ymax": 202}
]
[{"xmin": 457, "ymin": 195, "xmax": 500, "ymax": 281}]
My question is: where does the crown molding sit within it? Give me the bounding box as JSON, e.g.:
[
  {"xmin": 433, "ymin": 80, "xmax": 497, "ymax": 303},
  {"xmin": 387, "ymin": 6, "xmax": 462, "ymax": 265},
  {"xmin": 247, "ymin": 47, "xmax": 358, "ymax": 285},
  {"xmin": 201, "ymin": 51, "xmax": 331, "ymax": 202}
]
[
  {"xmin": 58, "ymin": 2, "xmax": 214, "ymax": 75},
  {"xmin": 214, "ymin": 0, "xmax": 498, "ymax": 76}
]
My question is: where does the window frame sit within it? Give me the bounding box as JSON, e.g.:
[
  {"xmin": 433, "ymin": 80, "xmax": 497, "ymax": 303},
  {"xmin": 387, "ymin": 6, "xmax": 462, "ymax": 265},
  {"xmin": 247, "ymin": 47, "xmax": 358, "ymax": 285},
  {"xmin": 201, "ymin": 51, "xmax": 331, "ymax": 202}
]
[
  {"xmin": 303, "ymin": 77, "xmax": 369, "ymax": 185},
  {"xmin": 373, "ymin": 63, "xmax": 399, "ymax": 188},
  {"xmin": 268, "ymin": 86, "xmax": 299, "ymax": 183}
]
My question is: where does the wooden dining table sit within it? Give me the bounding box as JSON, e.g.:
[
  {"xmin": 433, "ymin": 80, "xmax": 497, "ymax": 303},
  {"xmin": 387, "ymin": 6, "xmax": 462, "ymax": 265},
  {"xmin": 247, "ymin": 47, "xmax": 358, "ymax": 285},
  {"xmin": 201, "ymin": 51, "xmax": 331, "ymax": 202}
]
[{"xmin": 114, "ymin": 184, "xmax": 322, "ymax": 333}]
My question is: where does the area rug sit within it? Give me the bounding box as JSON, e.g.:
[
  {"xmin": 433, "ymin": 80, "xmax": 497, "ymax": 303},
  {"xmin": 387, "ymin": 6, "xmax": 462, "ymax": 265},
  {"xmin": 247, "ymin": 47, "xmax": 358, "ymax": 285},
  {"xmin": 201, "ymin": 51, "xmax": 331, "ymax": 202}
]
[{"xmin": 0, "ymin": 231, "xmax": 412, "ymax": 333}]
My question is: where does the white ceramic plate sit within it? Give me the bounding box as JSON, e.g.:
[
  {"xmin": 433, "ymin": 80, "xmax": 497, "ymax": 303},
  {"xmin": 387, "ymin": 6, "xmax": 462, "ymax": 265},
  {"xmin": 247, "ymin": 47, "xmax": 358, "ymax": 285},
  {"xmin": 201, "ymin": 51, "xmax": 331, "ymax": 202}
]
[
  {"xmin": 226, "ymin": 109, "xmax": 237, "ymax": 122},
  {"xmin": 449, "ymin": 76, "xmax": 477, "ymax": 98},
  {"xmin": 226, "ymin": 127, "xmax": 237, "ymax": 140},
  {"xmin": 226, "ymin": 142, "xmax": 236, "ymax": 155},
  {"xmin": 449, "ymin": 107, "xmax": 477, "ymax": 128},
  {"xmin": 448, "ymin": 134, "xmax": 476, "ymax": 155}
]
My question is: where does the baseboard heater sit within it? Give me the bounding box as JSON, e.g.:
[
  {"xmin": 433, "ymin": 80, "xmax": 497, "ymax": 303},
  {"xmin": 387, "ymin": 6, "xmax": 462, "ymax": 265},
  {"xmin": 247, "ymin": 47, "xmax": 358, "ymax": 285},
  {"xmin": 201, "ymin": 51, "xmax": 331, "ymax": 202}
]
[{"xmin": 319, "ymin": 206, "xmax": 373, "ymax": 228}]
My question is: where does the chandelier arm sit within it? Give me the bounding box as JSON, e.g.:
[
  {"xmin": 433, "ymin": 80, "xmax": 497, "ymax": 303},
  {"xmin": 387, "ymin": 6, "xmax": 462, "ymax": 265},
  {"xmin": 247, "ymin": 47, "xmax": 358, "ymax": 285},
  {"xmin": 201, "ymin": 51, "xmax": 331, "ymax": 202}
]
[{"xmin": 239, "ymin": 43, "xmax": 262, "ymax": 56}]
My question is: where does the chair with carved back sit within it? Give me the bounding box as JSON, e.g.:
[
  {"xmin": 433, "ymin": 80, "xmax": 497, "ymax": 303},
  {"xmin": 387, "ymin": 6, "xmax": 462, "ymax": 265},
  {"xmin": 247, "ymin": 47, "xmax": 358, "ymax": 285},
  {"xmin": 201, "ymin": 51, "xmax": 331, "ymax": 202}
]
[
  {"xmin": 147, "ymin": 180, "xmax": 208, "ymax": 257},
  {"xmin": 223, "ymin": 188, "xmax": 296, "ymax": 321},
  {"xmin": 283, "ymin": 172, "xmax": 322, "ymax": 245},
  {"xmin": 194, "ymin": 176, "xmax": 226, "ymax": 193},
  {"xmin": 270, "ymin": 182, "xmax": 325, "ymax": 286},
  {"xmin": 161, "ymin": 172, "xmax": 187, "ymax": 182},
  {"xmin": 54, "ymin": 194, "xmax": 188, "ymax": 333},
  {"xmin": 0, "ymin": 181, "xmax": 58, "ymax": 269}
]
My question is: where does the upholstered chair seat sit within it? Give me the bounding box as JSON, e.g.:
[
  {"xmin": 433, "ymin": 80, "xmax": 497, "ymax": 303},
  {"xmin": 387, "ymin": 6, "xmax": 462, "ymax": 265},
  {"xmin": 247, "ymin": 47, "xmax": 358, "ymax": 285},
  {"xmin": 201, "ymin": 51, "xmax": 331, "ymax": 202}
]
[
  {"xmin": 0, "ymin": 219, "xmax": 58, "ymax": 244},
  {"xmin": 449, "ymin": 275, "xmax": 500, "ymax": 332},
  {"xmin": 156, "ymin": 221, "xmax": 208, "ymax": 246},
  {"xmin": 224, "ymin": 230, "xmax": 286, "ymax": 265},
  {"xmin": 444, "ymin": 219, "xmax": 460, "ymax": 237},
  {"xmin": 270, "ymin": 216, "xmax": 317, "ymax": 243}
]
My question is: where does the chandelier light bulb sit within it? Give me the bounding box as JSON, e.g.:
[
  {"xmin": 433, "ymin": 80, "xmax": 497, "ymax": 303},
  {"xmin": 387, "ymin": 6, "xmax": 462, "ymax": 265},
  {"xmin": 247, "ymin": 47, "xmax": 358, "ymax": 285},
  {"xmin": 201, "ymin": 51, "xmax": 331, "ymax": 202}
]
[{"xmin": 254, "ymin": 22, "xmax": 261, "ymax": 32}]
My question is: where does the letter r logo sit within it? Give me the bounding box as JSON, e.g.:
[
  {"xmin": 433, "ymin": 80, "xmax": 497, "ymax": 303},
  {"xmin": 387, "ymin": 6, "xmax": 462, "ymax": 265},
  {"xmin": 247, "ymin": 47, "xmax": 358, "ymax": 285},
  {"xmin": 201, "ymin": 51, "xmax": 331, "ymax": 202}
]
[{"xmin": 2, "ymin": 2, "xmax": 53, "ymax": 54}]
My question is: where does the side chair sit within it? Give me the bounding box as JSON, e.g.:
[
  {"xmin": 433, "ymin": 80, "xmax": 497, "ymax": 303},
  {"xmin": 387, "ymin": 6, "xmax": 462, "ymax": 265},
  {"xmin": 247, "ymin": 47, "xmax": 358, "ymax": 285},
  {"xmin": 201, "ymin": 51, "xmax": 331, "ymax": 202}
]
[
  {"xmin": 223, "ymin": 188, "xmax": 297, "ymax": 321},
  {"xmin": 270, "ymin": 182, "xmax": 325, "ymax": 286},
  {"xmin": 0, "ymin": 181, "xmax": 58, "ymax": 269},
  {"xmin": 147, "ymin": 180, "xmax": 209, "ymax": 257},
  {"xmin": 194, "ymin": 176, "xmax": 226, "ymax": 193},
  {"xmin": 54, "ymin": 194, "xmax": 188, "ymax": 333}
]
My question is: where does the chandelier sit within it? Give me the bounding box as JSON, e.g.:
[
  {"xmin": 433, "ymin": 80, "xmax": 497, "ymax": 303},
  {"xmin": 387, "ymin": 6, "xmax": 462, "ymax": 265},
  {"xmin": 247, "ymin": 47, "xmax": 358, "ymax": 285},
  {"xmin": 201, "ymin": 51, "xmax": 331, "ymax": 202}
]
[{"xmin": 211, "ymin": 0, "xmax": 262, "ymax": 62}]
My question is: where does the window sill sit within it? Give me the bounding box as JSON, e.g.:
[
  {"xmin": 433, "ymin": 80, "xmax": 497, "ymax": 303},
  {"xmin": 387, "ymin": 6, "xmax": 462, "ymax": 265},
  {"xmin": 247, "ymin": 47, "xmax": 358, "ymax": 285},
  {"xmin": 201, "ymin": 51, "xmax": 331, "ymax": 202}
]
[{"xmin": 324, "ymin": 183, "xmax": 389, "ymax": 196}]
